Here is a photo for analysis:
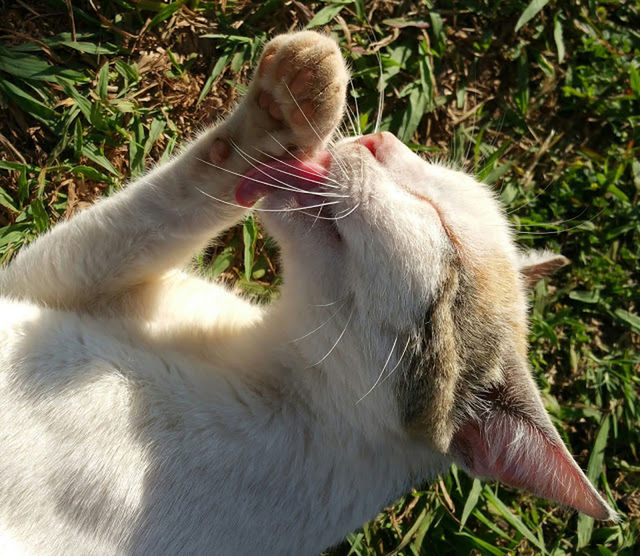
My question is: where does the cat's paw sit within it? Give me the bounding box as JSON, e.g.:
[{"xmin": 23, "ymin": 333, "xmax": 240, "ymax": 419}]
[{"xmin": 247, "ymin": 31, "xmax": 348, "ymax": 155}]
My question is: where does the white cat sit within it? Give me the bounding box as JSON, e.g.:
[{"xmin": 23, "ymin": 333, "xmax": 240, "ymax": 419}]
[{"xmin": 0, "ymin": 31, "xmax": 614, "ymax": 554}]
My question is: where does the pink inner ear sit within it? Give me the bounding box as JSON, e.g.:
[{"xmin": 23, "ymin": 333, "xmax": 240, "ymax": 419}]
[{"xmin": 452, "ymin": 413, "xmax": 615, "ymax": 520}]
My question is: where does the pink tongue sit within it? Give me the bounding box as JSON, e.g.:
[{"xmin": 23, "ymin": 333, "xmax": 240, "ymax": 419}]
[{"xmin": 235, "ymin": 154, "xmax": 330, "ymax": 207}]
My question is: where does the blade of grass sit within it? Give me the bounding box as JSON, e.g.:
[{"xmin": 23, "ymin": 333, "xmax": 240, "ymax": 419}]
[
  {"xmin": 577, "ymin": 415, "xmax": 611, "ymax": 549},
  {"xmin": 483, "ymin": 487, "xmax": 546, "ymax": 552},
  {"xmin": 515, "ymin": 0, "xmax": 551, "ymax": 32}
]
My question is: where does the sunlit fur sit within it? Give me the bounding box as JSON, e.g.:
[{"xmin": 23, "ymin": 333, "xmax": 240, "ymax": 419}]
[{"xmin": 0, "ymin": 31, "xmax": 613, "ymax": 554}]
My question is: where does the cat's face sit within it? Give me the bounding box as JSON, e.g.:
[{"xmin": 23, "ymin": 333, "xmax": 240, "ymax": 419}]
[
  {"xmin": 332, "ymin": 132, "xmax": 525, "ymax": 326},
  {"xmin": 241, "ymin": 130, "xmax": 614, "ymax": 521}
]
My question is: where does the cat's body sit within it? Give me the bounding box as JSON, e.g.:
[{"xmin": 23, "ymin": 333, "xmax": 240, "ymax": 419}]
[
  {"xmin": 0, "ymin": 295, "xmax": 427, "ymax": 555},
  {"xmin": 0, "ymin": 32, "xmax": 614, "ymax": 554}
]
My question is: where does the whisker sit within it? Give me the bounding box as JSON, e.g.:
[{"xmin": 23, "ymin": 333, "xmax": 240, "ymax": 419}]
[
  {"xmin": 195, "ymin": 186, "xmax": 341, "ymax": 213},
  {"xmin": 336, "ymin": 126, "xmax": 350, "ymax": 144},
  {"xmin": 373, "ymin": 336, "xmax": 411, "ymax": 389},
  {"xmin": 515, "ymin": 206, "xmax": 596, "ymax": 228},
  {"xmin": 266, "ymin": 131, "xmax": 306, "ymax": 164},
  {"xmin": 283, "ymin": 83, "xmax": 350, "ymax": 176},
  {"xmin": 249, "ymin": 145, "xmax": 342, "ymax": 189},
  {"xmin": 290, "ymin": 300, "xmax": 348, "ymax": 343},
  {"xmin": 373, "ymin": 52, "xmax": 385, "ymax": 134},
  {"xmin": 506, "ymin": 179, "xmax": 556, "ymax": 214},
  {"xmin": 309, "ymin": 298, "xmax": 345, "ymax": 308},
  {"xmin": 265, "ymin": 131, "xmax": 349, "ymax": 187},
  {"xmin": 515, "ymin": 210, "xmax": 606, "ymax": 236},
  {"xmin": 228, "ymin": 138, "xmax": 347, "ymax": 198},
  {"xmin": 344, "ymin": 101, "xmax": 360, "ymax": 138},
  {"xmin": 333, "ymin": 202, "xmax": 360, "ymax": 220},
  {"xmin": 195, "ymin": 156, "xmax": 341, "ymax": 199},
  {"xmin": 328, "ymin": 148, "xmax": 349, "ymax": 179},
  {"xmin": 462, "ymin": 70, "xmax": 480, "ymax": 167},
  {"xmin": 307, "ymin": 201, "xmax": 327, "ymax": 234},
  {"xmin": 362, "ymin": 24, "xmax": 385, "ymax": 134},
  {"xmin": 348, "ymin": 80, "xmax": 362, "ymax": 136},
  {"xmin": 356, "ymin": 335, "xmax": 398, "ymax": 405},
  {"xmin": 297, "ymin": 202, "xmax": 359, "ymax": 222},
  {"xmin": 306, "ymin": 306, "xmax": 354, "ymax": 368},
  {"xmin": 284, "ymin": 82, "xmax": 326, "ymax": 145}
]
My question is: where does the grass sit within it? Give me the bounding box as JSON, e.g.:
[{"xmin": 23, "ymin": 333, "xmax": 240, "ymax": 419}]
[{"xmin": 0, "ymin": 0, "xmax": 638, "ymax": 553}]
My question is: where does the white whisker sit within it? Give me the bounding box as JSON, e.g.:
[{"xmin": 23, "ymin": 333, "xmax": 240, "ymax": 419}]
[
  {"xmin": 333, "ymin": 202, "xmax": 359, "ymax": 219},
  {"xmin": 344, "ymin": 101, "xmax": 359, "ymax": 137},
  {"xmin": 297, "ymin": 202, "xmax": 359, "ymax": 222},
  {"xmin": 348, "ymin": 80, "xmax": 362, "ymax": 136},
  {"xmin": 306, "ymin": 201, "xmax": 327, "ymax": 234},
  {"xmin": 283, "ymin": 83, "xmax": 350, "ymax": 176},
  {"xmin": 374, "ymin": 336, "xmax": 411, "ymax": 389},
  {"xmin": 362, "ymin": 24, "xmax": 385, "ymax": 134},
  {"xmin": 284, "ymin": 83, "xmax": 326, "ymax": 145},
  {"xmin": 266, "ymin": 132, "xmax": 348, "ymax": 187},
  {"xmin": 356, "ymin": 335, "xmax": 398, "ymax": 405},
  {"xmin": 290, "ymin": 300, "xmax": 348, "ymax": 343},
  {"xmin": 248, "ymin": 144, "xmax": 343, "ymax": 189},
  {"xmin": 266, "ymin": 131, "xmax": 306, "ymax": 165},
  {"xmin": 513, "ymin": 206, "xmax": 607, "ymax": 237},
  {"xmin": 195, "ymin": 156, "xmax": 341, "ymax": 199},
  {"xmin": 373, "ymin": 53, "xmax": 384, "ymax": 134},
  {"xmin": 506, "ymin": 180, "xmax": 556, "ymax": 214},
  {"xmin": 515, "ymin": 206, "xmax": 597, "ymax": 228},
  {"xmin": 309, "ymin": 298, "xmax": 345, "ymax": 308},
  {"xmin": 307, "ymin": 307, "xmax": 354, "ymax": 368},
  {"xmin": 195, "ymin": 186, "xmax": 341, "ymax": 213},
  {"xmin": 228, "ymin": 138, "xmax": 347, "ymax": 198}
]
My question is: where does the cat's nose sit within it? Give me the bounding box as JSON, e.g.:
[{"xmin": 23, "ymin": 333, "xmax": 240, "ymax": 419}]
[{"xmin": 355, "ymin": 132, "xmax": 395, "ymax": 161}]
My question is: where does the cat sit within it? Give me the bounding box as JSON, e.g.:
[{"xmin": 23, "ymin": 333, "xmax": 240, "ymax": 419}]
[{"xmin": 0, "ymin": 31, "xmax": 615, "ymax": 554}]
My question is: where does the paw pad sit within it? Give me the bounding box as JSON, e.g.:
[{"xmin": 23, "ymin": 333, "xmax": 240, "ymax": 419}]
[{"xmin": 249, "ymin": 31, "xmax": 349, "ymax": 151}]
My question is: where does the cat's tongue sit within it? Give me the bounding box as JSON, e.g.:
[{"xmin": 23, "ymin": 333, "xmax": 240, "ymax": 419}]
[{"xmin": 235, "ymin": 153, "xmax": 331, "ymax": 207}]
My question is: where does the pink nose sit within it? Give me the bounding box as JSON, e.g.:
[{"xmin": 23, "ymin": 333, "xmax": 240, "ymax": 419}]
[{"xmin": 355, "ymin": 131, "xmax": 394, "ymax": 160}]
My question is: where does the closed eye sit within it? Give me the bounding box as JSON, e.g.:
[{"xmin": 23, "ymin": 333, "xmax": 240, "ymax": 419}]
[{"xmin": 402, "ymin": 186, "xmax": 464, "ymax": 260}]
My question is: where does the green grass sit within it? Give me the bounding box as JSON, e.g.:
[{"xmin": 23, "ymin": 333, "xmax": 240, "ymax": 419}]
[{"xmin": 0, "ymin": 0, "xmax": 638, "ymax": 553}]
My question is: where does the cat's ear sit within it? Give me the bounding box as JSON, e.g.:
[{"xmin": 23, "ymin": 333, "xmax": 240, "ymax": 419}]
[
  {"xmin": 451, "ymin": 363, "xmax": 616, "ymax": 520},
  {"xmin": 518, "ymin": 250, "xmax": 569, "ymax": 288}
]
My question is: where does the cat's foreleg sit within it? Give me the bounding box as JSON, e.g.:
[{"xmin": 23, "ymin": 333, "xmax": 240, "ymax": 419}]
[
  {"xmin": 0, "ymin": 32, "xmax": 348, "ymax": 312},
  {"xmin": 0, "ymin": 127, "xmax": 244, "ymax": 311}
]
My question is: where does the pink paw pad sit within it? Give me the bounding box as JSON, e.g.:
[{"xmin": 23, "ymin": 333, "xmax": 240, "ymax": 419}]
[
  {"xmin": 291, "ymin": 100, "xmax": 315, "ymax": 126},
  {"xmin": 289, "ymin": 68, "xmax": 313, "ymax": 96},
  {"xmin": 209, "ymin": 138, "xmax": 230, "ymax": 165},
  {"xmin": 258, "ymin": 53, "xmax": 275, "ymax": 77}
]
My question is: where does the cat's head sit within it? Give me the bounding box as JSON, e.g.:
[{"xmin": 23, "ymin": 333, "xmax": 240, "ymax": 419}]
[{"xmin": 238, "ymin": 131, "xmax": 615, "ymax": 521}]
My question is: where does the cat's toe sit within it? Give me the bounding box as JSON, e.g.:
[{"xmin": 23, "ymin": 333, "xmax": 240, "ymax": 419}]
[{"xmin": 252, "ymin": 31, "xmax": 349, "ymax": 153}]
